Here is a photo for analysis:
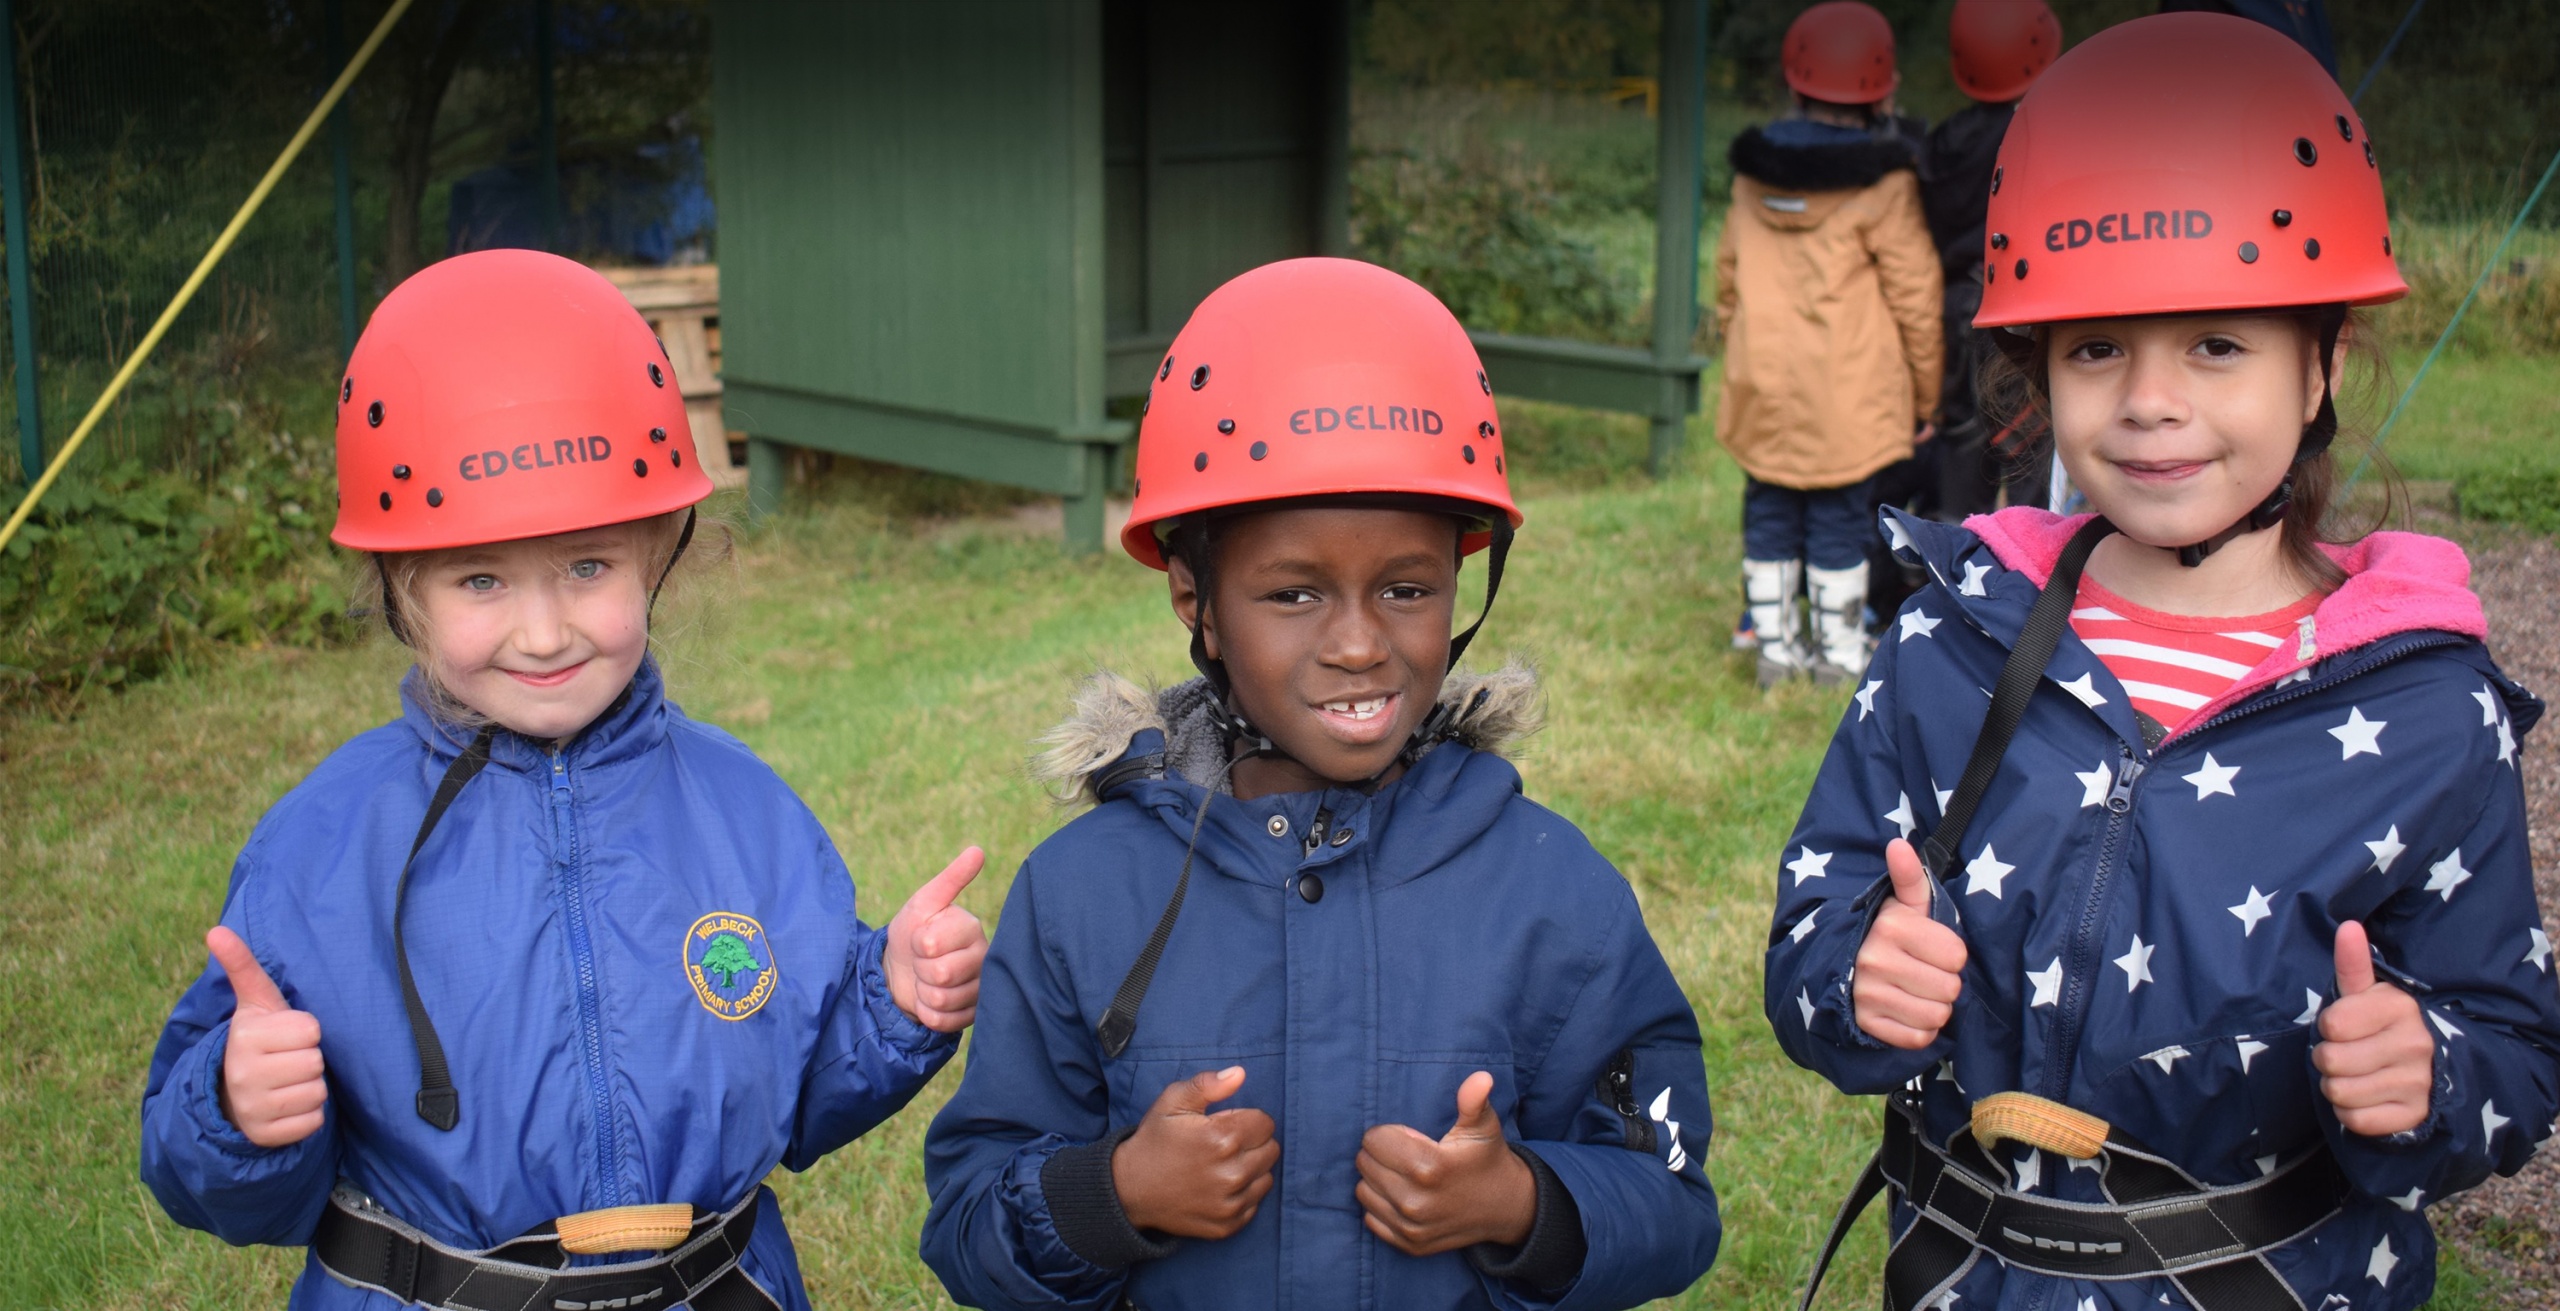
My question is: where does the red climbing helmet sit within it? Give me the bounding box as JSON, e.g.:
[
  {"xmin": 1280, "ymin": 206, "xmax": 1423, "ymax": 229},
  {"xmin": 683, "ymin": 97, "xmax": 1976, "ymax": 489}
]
[
  {"xmin": 1974, "ymin": 11, "xmax": 2407, "ymax": 330},
  {"xmin": 330, "ymin": 249, "xmax": 710, "ymax": 553},
  {"xmin": 1121, "ymin": 258, "xmax": 1522, "ymax": 570},
  {"xmin": 1948, "ymin": 0, "xmax": 2059, "ymax": 104},
  {"xmin": 1782, "ymin": 2, "xmax": 1899, "ymax": 106}
]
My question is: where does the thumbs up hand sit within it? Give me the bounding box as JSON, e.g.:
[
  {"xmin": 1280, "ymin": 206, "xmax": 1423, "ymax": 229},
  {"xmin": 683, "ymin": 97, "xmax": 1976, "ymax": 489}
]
[
  {"xmin": 2314, "ymin": 921, "xmax": 2434, "ymax": 1137},
  {"xmin": 207, "ymin": 927, "xmax": 328, "ymax": 1149},
  {"xmin": 1852, "ymin": 839, "xmax": 1971, "ymax": 1049},
  {"xmin": 1355, "ymin": 1071, "xmax": 1536, "ymax": 1256},
  {"xmin": 884, "ymin": 847, "xmax": 989, "ymax": 1032},
  {"xmin": 1112, "ymin": 1067, "xmax": 1280, "ymax": 1239}
]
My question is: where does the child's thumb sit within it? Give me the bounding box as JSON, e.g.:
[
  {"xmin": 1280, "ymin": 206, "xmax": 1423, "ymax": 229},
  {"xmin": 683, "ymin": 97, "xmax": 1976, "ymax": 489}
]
[
  {"xmin": 207, "ymin": 927, "xmax": 289, "ymax": 1015},
  {"xmin": 1162, "ymin": 1065, "xmax": 1246, "ymax": 1115},
  {"xmin": 1886, "ymin": 840, "xmax": 1932, "ymax": 911},
  {"xmin": 1446, "ymin": 1070, "xmax": 1501, "ymax": 1141},
  {"xmin": 904, "ymin": 846, "xmax": 986, "ymax": 920},
  {"xmin": 2333, "ymin": 921, "xmax": 2376, "ymax": 996}
]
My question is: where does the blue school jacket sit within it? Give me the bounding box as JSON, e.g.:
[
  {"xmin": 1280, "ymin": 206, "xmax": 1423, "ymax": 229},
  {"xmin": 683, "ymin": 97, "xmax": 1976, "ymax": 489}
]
[
  {"xmin": 921, "ymin": 668, "xmax": 1720, "ymax": 1311},
  {"xmin": 1767, "ymin": 508, "xmax": 2560, "ymax": 1310},
  {"xmin": 140, "ymin": 660, "xmax": 956, "ymax": 1309}
]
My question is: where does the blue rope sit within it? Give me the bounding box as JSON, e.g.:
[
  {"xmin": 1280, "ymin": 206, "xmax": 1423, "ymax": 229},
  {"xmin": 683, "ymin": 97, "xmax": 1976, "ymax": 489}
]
[
  {"xmin": 2345, "ymin": 143, "xmax": 2560, "ymax": 492},
  {"xmin": 2350, "ymin": 0, "xmax": 2428, "ymax": 106}
]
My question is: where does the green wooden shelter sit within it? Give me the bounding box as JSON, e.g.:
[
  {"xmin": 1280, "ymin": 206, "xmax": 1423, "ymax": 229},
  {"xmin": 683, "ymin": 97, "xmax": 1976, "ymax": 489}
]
[{"xmin": 712, "ymin": 0, "xmax": 1708, "ymax": 552}]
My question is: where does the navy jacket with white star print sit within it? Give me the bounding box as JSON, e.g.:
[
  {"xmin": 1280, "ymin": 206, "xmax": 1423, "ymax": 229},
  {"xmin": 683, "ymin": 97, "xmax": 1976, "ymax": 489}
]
[{"xmin": 1766, "ymin": 508, "xmax": 2560, "ymax": 1311}]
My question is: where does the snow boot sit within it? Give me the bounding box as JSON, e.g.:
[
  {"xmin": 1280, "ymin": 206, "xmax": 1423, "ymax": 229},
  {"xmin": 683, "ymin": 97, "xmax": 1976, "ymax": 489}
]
[
  {"xmin": 1745, "ymin": 558, "xmax": 1812, "ymax": 688},
  {"xmin": 1807, "ymin": 562, "xmax": 1871, "ymax": 686}
]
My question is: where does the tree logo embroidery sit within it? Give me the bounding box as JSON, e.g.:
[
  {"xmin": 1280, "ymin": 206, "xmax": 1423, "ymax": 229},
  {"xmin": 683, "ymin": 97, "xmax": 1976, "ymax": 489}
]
[{"xmin": 684, "ymin": 912, "xmax": 779, "ymax": 1021}]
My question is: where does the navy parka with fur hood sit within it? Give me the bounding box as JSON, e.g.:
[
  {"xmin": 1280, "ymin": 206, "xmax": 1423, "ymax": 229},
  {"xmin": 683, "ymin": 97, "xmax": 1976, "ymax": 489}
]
[
  {"xmin": 923, "ymin": 667, "xmax": 1720, "ymax": 1311},
  {"xmin": 1767, "ymin": 508, "xmax": 2560, "ymax": 1310}
]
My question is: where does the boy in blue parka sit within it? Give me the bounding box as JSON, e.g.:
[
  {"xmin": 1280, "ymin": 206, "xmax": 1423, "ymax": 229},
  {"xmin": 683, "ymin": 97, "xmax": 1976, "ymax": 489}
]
[
  {"xmin": 920, "ymin": 258, "xmax": 1721, "ymax": 1311},
  {"xmin": 1767, "ymin": 17, "xmax": 2560, "ymax": 1311},
  {"xmin": 140, "ymin": 251, "xmax": 990, "ymax": 1310}
]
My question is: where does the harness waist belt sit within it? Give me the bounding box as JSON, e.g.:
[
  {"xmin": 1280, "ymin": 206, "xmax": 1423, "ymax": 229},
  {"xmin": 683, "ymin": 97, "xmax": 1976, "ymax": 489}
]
[
  {"xmin": 1880, "ymin": 1096, "xmax": 2349, "ymax": 1283},
  {"xmin": 313, "ymin": 1184, "xmax": 781, "ymax": 1311}
]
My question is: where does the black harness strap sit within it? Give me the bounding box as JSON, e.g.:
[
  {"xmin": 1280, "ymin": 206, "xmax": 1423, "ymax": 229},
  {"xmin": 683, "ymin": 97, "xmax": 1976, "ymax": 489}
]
[
  {"xmin": 1917, "ymin": 515, "xmax": 2115, "ymax": 879},
  {"xmin": 315, "ymin": 1185, "xmax": 781, "ymax": 1311},
  {"xmin": 397, "ymin": 724, "xmax": 497, "ymax": 1131},
  {"xmin": 1095, "ymin": 752, "xmax": 1247, "ymax": 1059}
]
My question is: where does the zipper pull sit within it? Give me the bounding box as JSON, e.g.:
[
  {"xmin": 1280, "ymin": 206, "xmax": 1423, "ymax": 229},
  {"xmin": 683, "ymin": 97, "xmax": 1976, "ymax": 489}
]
[
  {"xmin": 1303, "ymin": 807, "xmax": 1332, "ymax": 857},
  {"xmin": 2295, "ymin": 615, "xmax": 2318, "ymax": 664},
  {"xmin": 550, "ymin": 751, "xmax": 570, "ymax": 792},
  {"xmin": 2106, "ymin": 755, "xmax": 2144, "ymax": 814}
]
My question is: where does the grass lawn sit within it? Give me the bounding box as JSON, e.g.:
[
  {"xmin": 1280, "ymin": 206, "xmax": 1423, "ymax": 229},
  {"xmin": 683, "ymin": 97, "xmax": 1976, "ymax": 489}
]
[{"xmin": 2, "ymin": 359, "xmax": 2548, "ymax": 1308}]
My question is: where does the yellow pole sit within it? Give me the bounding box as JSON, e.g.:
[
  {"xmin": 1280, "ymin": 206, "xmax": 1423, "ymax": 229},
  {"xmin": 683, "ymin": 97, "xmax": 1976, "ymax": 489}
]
[{"xmin": 0, "ymin": 0, "xmax": 415, "ymax": 556}]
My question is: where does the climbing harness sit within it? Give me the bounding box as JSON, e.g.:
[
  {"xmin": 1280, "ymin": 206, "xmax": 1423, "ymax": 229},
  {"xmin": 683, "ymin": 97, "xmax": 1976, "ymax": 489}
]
[{"xmin": 315, "ymin": 1185, "xmax": 781, "ymax": 1311}]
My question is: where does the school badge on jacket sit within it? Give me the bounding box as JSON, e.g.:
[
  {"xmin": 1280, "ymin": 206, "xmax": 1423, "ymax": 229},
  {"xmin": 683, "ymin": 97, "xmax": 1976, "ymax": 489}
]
[{"xmin": 687, "ymin": 912, "xmax": 779, "ymax": 1020}]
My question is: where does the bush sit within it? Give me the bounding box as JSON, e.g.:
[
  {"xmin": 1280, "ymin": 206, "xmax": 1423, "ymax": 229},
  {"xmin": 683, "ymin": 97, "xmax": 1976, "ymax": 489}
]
[
  {"xmin": 2454, "ymin": 467, "xmax": 2560, "ymax": 537},
  {"xmin": 0, "ymin": 408, "xmax": 355, "ymax": 711},
  {"xmin": 1352, "ymin": 134, "xmax": 1638, "ymax": 344}
]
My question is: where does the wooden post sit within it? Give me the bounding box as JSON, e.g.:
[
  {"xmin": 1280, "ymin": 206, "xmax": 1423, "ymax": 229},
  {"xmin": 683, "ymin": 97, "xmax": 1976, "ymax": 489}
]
[
  {"xmin": 1648, "ymin": 0, "xmax": 1707, "ymax": 477},
  {"xmin": 535, "ymin": 0, "xmax": 560, "ymax": 252},
  {"xmin": 0, "ymin": 0, "xmax": 38, "ymax": 482}
]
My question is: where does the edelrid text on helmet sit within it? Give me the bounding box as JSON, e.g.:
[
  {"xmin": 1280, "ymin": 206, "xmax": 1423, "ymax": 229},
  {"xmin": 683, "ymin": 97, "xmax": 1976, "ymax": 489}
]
[
  {"xmin": 1121, "ymin": 258, "xmax": 1523, "ymax": 569},
  {"xmin": 1974, "ymin": 11, "xmax": 2406, "ymax": 329},
  {"xmin": 330, "ymin": 249, "xmax": 712, "ymax": 553}
]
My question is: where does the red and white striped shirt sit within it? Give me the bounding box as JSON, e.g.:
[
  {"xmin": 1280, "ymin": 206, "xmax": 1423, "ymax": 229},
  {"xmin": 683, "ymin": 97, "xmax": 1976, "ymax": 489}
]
[{"xmin": 2069, "ymin": 578, "xmax": 2317, "ymax": 734}]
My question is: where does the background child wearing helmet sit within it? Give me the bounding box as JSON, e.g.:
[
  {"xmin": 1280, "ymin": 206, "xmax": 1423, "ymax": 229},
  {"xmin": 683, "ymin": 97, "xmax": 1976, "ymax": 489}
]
[
  {"xmin": 1715, "ymin": 0, "xmax": 1944, "ymax": 688},
  {"xmin": 920, "ymin": 258, "xmax": 1719, "ymax": 1311},
  {"xmin": 1767, "ymin": 14, "xmax": 2559, "ymax": 1311},
  {"xmin": 138, "ymin": 250, "xmax": 991, "ymax": 1311}
]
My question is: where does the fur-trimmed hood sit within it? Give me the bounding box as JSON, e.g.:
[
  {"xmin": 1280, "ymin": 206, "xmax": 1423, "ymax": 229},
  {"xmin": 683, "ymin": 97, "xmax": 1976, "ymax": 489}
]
[
  {"xmin": 1032, "ymin": 662, "xmax": 1542, "ymax": 805},
  {"xmin": 1728, "ymin": 123, "xmax": 1913, "ymax": 196}
]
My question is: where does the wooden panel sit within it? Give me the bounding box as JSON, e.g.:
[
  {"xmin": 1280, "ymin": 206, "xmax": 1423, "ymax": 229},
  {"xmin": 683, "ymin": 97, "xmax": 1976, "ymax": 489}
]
[
  {"xmin": 1472, "ymin": 332, "xmax": 1704, "ymax": 418},
  {"xmin": 713, "ymin": 0, "xmax": 1101, "ymax": 435}
]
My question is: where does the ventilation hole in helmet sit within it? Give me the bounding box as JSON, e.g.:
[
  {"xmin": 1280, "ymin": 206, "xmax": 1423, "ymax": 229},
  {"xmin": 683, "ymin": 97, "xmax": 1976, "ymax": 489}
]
[
  {"xmin": 426, "ymin": 488, "xmax": 444, "ymax": 508},
  {"xmin": 1462, "ymin": 445, "xmax": 1477, "ymax": 464},
  {"xmin": 1986, "ymin": 264, "xmax": 1996, "ymax": 283},
  {"xmin": 1159, "ymin": 357, "xmax": 1173, "ymax": 381},
  {"xmin": 2014, "ymin": 258, "xmax": 2028, "ymax": 280},
  {"xmin": 2336, "ymin": 114, "xmax": 2353, "ymax": 142},
  {"xmin": 2272, "ymin": 210, "xmax": 2292, "ymax": 227},
  {"xmin": 341, "ymin": 378, "xmax": 352, "ymax": 403},
  {"xmin": 649, "ymin": 362, "xmax": 666, "ymax": 387},
  {"xmin": 367, "ymin": 400, "xmax": 383, "ymax": 427},
  {"xmin": 2383, "ymin": 235, "xmax": 2393, "ymax": 256},
  {"xmin": 392, "ymin": 464, "xmax": 411, "ymax": 480},
  {"xmin": 1194, "ymin": 451, "xmax": 1208, "ymax": 471},
  {"xmin": 1141, "ymin": 396, "xmax": 1150, "ymax": 416},
  {"xmin": 1494, "ymin": 455, "xmax": 1504, "ymax": 474},
  {"xmin": 1990, "ymin": 233, "xmax": 2008, "ymax": 251},
  {"xmin": 1218, "ymin": 418, "xmax": 1235, "ymax": 435},
  {"xmin": 1190, "ymin": 365, "xmax": 1209, "ymax": 390},
  {"xmin": 1478, "ymin": 370, "xmax": 1491, "ymax": 395},
  {"xmin": 1991, "ymin": 166, "xmax": 2002, "ymax": 195},
  {"xmin": 2238, "ymin": 242, "xmax": 2260, "ymax": 264},
  {"xmin": 2293, "ymin": 138, "xmax": 2317, "ymax": 167},
  {"xmin": 1478, "ymin": 420, "xmax": 1495, "ymax": 439},
  {"xmin": 672, "ymin": 449, "xmax": 683, "ymax": 467},
  {"xmin": 2364, "ymin": 140, "xmax": 2375, "ymax": 167},
  {"xmin": 633, "ymin": 457, "xmax": 650, "ymax": 477},
  {"xmin": 378, "ymin": 491, "xmax": 392, "ymax": 510},
  {"xmin": 1250, "ymin": 441, "xmax": 1268, "ymax": 461},
  {"xmin": 2304, "ymin": 238, "xmax": 2321, "ymax": 260},
  {"xmin": 651, "ymin": 427, "xmax": 668, "ymax": 442}
]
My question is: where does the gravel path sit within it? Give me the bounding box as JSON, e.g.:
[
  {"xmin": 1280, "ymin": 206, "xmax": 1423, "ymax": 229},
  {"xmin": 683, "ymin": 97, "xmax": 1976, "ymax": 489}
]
[{"xmin": 2435, "ymin": 520, "xmax": 2560, "ymax": 1307}]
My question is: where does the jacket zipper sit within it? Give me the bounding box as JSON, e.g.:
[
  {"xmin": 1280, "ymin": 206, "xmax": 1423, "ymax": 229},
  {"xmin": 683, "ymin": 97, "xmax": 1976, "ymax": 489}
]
[
  {"xmin": 1302, "ymin": 807, "xmax": 1332, "ymax": 858},
  {"xmin": 551, "ymin": 750, "xmax": 623, "ymax": 1209},
  {"xmin": 2041, "ymin": 746, "xmax": 2142, "ymax": 1101},
  {"xmin": 2035, "ymin": 633, "xmax": 2465, "ymax": 1099}
]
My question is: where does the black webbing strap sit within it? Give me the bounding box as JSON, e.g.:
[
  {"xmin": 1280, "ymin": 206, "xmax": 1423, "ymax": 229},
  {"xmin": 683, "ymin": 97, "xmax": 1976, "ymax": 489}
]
[
  {"xmin": 314, "ymin": 1185, "xmax": 781, "ymax": 1311},
  {"xmin": 1095, "ymin": 753, "xmax": 1246, "ymax": 1059},
  {"xmin": 1917, "ymin": 516, "xmax": 2115, "ymax": 880},
  {"xmin": 1445, "ymin": 517, "xmax": 1513, "ymax": 672},
  {"xmin": 396, "ymin": 725, "xmax": 497, "ymax": 1130}
]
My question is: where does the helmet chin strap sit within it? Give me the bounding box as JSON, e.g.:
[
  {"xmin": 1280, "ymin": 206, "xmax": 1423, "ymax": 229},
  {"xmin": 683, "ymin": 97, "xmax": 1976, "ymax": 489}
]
[
  {"xmin": 1181, "ymin": 517, "xmax": 1515, "ymax": 786},
  {"xmin": 2172, "ymin": 307, "xmax": 2345, "ymax": 568}
]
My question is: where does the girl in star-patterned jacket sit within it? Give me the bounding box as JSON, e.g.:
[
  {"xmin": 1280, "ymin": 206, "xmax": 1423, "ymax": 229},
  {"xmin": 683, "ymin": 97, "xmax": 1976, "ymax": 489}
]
[{"xmin": 1766, "ymin": 16, "xmax": 2560, "ymax": 1311}]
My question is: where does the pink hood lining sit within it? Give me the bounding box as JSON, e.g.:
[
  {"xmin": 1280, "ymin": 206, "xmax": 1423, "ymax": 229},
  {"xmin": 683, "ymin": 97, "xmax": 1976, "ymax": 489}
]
[{"xmin": 1960, "ymin": 507, "xmax": 2487, "ymax": 739}]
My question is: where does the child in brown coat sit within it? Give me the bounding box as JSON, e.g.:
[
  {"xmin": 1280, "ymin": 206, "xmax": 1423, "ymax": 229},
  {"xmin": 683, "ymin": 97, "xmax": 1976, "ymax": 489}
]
[{"xmin": 1714, "ymin": 0, "xmax": 1941, "ymax": 686}]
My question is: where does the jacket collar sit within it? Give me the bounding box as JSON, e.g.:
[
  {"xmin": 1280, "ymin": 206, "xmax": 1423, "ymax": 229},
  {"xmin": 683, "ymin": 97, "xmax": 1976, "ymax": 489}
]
[
  {"xmin": 1032, "ymin": 665, "xmax": 1542, "ymax": 888},
  {"xmin": 399, "ymin": 657, "xmax": 672, "ymax": 775},
  {"xmin": 1903, "ymin": 506, "xmax": 2497, "ymax": 741},
  {"xmin": 1728, "ymin": 123, "xmax": 1914, "ymax": 193}
]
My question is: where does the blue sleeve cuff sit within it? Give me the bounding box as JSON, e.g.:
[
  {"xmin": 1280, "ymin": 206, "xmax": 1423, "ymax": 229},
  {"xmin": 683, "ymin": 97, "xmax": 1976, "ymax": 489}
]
[
  {"xmin": 853, "ymin": 928, "xmax": 961, "ymax": 1062},
  {"xmin": 184, "ymin": 1020, "xmax": 288, "ymax": 1159}
]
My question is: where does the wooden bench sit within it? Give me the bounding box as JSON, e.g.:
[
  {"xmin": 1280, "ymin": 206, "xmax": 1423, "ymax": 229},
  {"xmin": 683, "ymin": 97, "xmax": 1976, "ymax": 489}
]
[{"xmin": 599, "ymin": 264, "xmax": 745, "ymax": 489}]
